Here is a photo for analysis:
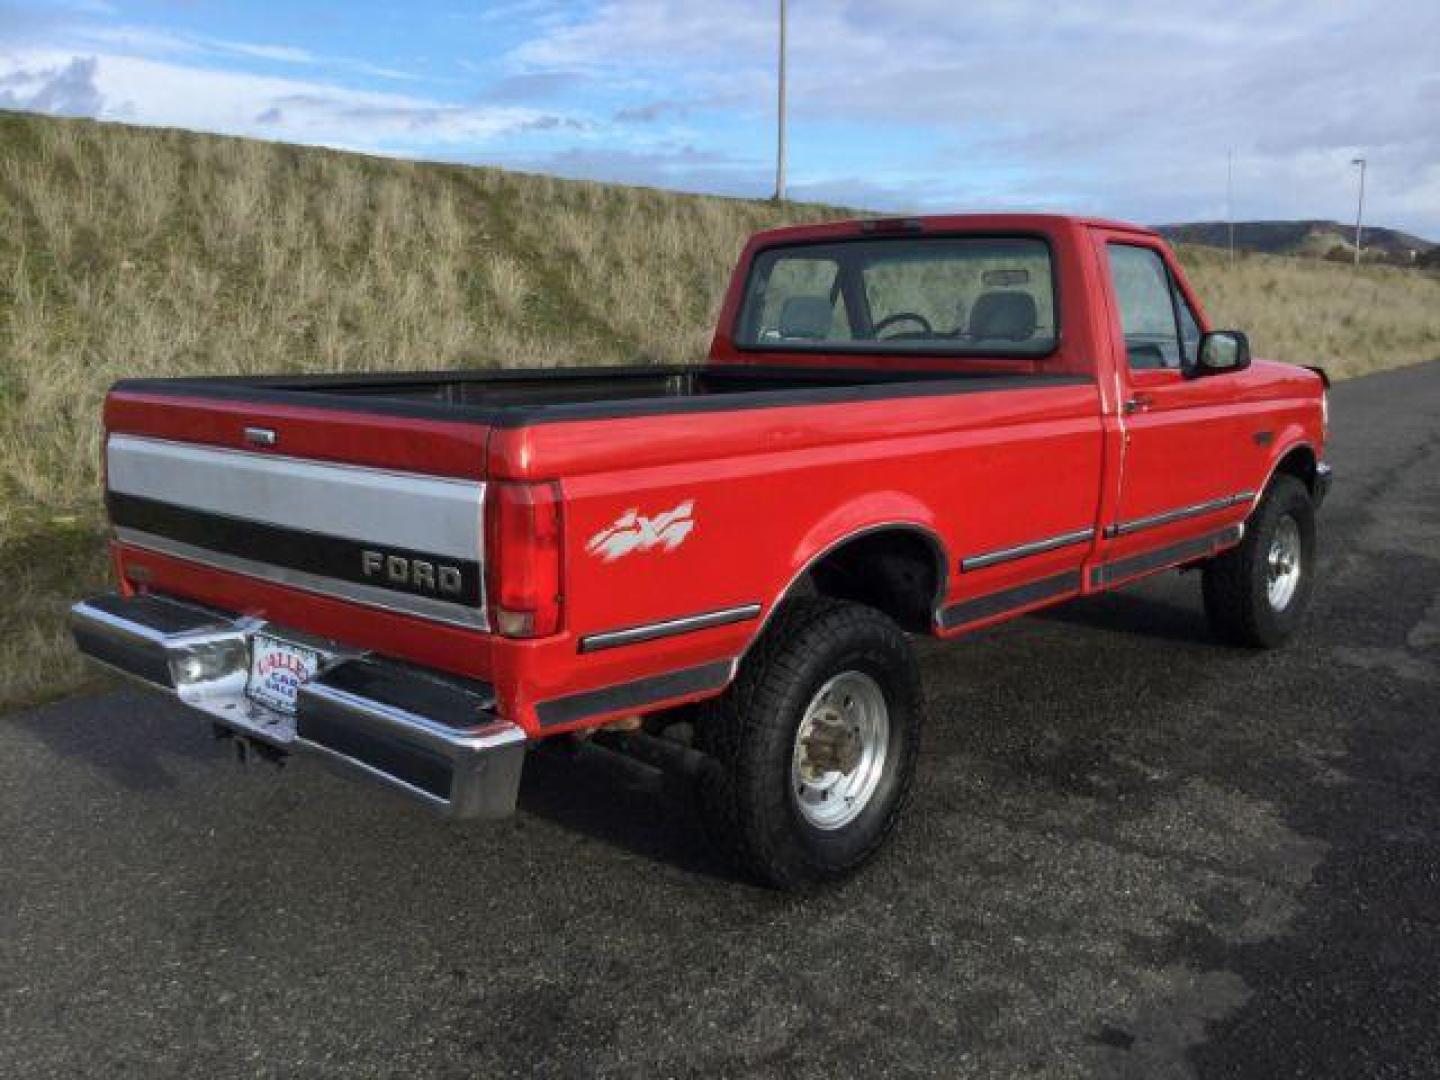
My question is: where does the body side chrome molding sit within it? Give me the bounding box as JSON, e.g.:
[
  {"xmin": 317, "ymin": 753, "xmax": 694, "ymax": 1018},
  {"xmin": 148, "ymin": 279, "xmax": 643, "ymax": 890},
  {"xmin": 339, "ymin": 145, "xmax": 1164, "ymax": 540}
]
[
  {"xmin": 1103, "ymin": 491, "xmax": 1254, "ymax": 538},
  {"xmin": 578, "ymin": 604, "xmax": 762, "ymax": 653},
  {"xmin": 116, "ymin": 527, "xmax": 489, "ymax": 629},
  {"xmin": 960, "ymin": 527, "xmax": 1096, "ymax": 572}
]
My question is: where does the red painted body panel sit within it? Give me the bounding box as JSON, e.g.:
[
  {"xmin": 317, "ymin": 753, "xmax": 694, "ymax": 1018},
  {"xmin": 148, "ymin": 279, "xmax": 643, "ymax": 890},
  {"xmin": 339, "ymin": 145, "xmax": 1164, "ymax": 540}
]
[
  {"xmin": 100, "ymin": 213, "xmax": 1328, "ymax": 739},
  {"xmin": 105, "ymin": 391, "xmax": 489, "ymax": 478},
  {"xmin": 524, "ymin": 379, "xmax": 1105, "ymax": 725}
]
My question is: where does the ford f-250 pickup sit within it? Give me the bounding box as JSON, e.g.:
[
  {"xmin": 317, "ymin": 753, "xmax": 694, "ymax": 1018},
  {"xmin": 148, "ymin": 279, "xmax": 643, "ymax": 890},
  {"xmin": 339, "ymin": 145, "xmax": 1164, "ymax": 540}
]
[{"xmin": 71, "ymin": 213, "xmax": 1331, "ymax": 889}]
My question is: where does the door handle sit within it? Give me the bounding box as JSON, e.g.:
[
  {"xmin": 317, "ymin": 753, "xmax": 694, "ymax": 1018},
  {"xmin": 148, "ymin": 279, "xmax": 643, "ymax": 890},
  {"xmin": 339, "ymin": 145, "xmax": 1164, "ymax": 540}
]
[{"xmin": 1122, "ymin": 393, "xmax": 1155, "ymax": 415}]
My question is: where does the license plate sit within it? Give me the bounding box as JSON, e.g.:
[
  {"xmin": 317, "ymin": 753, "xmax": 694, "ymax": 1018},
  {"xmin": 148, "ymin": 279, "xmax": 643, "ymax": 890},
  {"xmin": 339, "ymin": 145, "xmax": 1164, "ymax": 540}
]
[{"xmin": 246, "ymin": 634, "xmax": 321, "ymax": 714}]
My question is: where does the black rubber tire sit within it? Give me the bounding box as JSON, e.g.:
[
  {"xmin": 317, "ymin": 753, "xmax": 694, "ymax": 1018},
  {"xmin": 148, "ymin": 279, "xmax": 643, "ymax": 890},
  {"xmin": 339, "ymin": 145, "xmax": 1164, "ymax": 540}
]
[
  {"xmin": 1202, "ymin": 474, "xmax": 1316, "ymax": 648},
  {"xmin": 696, "ymin": 598, "xmax": 923, "ymax": 891}
]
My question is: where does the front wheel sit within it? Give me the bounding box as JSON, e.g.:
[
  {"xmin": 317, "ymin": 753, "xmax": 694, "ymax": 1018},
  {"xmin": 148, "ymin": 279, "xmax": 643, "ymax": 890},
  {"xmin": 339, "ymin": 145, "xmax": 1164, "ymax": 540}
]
[
  {"xmin": 1202, "ymin": 474, "xmax": 1317, "ymax": 648},
  {"xmin": 697, "ymin": 599, "xmax": 922, "ymax": 891}
]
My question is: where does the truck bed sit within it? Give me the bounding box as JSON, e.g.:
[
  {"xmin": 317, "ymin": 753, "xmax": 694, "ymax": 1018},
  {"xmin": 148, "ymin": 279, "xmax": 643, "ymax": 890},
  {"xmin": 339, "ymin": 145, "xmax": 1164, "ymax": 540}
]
[{"xmin": 113, "ymin": 363, "xmax": 1083, "ymax": 426}]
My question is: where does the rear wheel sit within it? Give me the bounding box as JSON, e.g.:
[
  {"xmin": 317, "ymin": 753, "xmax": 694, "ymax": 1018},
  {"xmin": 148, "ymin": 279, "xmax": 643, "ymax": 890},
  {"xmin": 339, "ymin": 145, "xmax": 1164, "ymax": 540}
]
[
  {"xmin": 697, "ymin": 598, "xmax": 922, "ymax": 891},
  {"xmin": 1202, "ymin": 474, "xmax": 1316, "ymax": 648}
]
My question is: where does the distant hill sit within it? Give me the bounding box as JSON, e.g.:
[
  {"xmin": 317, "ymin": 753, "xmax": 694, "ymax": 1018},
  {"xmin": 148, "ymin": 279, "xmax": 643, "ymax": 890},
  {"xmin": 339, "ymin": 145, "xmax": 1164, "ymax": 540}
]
[{"xmin": 1157, "ymin": 220, "xmax": 1436, "ymax": 263}]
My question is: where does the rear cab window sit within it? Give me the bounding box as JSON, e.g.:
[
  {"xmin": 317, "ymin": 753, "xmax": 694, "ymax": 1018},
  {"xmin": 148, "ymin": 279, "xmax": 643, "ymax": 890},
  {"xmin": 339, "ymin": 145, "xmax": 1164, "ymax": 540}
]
[{"xmin": 736, "ymin": 236, "xmax": 1058, "ymax": 358}]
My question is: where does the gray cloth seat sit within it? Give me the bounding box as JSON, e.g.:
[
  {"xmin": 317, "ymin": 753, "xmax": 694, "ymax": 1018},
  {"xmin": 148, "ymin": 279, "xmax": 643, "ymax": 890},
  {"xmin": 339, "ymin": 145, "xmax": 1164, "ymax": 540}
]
[
  {"xmin": 969, "ymin": 291, "xmax": 1037, "ymax": 341},
  {"xmin": 778, "ymin": 295, "xmax": 834, "ymax": 340}
]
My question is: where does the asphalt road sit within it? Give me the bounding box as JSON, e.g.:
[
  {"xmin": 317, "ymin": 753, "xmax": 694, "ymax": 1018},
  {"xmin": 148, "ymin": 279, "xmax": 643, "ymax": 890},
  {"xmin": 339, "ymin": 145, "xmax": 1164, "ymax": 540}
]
[{"xmin": 5, "ymin": 361, "xmax": 1440, "ymax": 1079}]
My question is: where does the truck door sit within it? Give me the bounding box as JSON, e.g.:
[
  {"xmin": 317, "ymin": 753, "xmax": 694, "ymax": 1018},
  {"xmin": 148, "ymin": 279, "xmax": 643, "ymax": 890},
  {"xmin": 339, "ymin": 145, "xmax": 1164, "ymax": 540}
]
[{"xmin": 1093, "ymin": 233, "xmax": 1249, "ymax": 575}]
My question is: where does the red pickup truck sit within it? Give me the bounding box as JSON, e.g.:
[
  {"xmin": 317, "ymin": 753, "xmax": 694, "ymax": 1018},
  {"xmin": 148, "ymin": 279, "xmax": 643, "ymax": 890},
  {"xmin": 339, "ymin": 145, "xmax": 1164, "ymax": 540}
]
[{"xmin": 71, "ymin": 213, "xmax": 1330, "ymax": 889}]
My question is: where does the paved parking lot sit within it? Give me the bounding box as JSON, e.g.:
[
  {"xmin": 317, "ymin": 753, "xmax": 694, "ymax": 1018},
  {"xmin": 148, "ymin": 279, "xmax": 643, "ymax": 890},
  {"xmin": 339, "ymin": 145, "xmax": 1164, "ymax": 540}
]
[{"xmin": 4, "ymin": 361, "xmax": 1439, "ymax": 1078}]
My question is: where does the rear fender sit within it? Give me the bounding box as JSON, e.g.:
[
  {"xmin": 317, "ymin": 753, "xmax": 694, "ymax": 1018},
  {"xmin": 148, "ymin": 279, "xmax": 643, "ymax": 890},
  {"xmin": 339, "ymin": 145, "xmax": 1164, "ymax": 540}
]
[{"xmin": 746, "ymin": 492, "xmax": 948, "ymax": 646}]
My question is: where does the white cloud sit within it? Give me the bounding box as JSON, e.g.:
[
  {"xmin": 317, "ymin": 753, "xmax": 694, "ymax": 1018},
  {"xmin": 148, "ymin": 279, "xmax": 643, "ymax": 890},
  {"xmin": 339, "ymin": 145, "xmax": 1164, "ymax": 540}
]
[
  {"xmin": 21, "ymin": 17, "xmax": 422, "ymax": 83},
  {"xmin": 0, "ymin": 54, "xmax": 102, "ymax": 116},
  {"xmin": 0, "ymin": 48, "xmax": 577, "ymax": 150},
  {"xmin": 215, "ymin": 40, "xmax": 313, "ymax": 64},
  {"xmin": 506, "ymin": 0, "xmax": 1440, "ymax": 233}
]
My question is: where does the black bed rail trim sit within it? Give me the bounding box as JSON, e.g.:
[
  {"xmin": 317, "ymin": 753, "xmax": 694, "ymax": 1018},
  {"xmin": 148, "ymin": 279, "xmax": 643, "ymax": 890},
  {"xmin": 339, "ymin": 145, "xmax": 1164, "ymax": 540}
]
[
  {"xmin": 1090, "ymin": 526, "xmax": 1242, "ymax": 588},
  {"xmin": 939, "ymin": 571, "xmax": 1082, "ymax": 631},
  {"xmin": 110, "ymin": 369, "xmax": 1093, "ymax": 429},
  {"xmin": 535, "ymin": 660, "xmax": 734, "ymax": 729},
  {"xmin": 578, "ymin": 604, "xmax": 762, "ymax": 653}
]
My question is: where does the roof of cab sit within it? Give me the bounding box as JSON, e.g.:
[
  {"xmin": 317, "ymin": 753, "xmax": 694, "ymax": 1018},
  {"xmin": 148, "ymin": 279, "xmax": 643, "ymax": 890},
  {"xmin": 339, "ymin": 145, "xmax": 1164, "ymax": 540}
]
[{"xmin": 748, "ymin": 212, "xmax": 1159, "ymax": 245}]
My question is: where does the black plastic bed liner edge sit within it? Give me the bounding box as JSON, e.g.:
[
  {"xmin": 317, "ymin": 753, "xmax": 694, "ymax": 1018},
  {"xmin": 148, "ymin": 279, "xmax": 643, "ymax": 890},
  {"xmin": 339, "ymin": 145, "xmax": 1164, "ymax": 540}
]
[{"xmin": 110, "ymin": 366, "xmax": 1093, "ymax": 428}]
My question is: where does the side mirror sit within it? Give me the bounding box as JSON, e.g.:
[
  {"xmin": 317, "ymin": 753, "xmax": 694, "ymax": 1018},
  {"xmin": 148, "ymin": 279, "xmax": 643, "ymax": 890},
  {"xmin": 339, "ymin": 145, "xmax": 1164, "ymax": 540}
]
[{"xmin": 1192, "ymin": 330, "xmax": 1251, "ymax": 376}]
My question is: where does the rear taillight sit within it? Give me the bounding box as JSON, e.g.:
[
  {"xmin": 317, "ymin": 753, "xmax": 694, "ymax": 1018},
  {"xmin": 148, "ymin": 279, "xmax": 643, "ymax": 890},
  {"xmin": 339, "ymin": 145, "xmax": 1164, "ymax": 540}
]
[{"xmin": 485, "ymin": 481, "xmax": 563, "ymax": 638}]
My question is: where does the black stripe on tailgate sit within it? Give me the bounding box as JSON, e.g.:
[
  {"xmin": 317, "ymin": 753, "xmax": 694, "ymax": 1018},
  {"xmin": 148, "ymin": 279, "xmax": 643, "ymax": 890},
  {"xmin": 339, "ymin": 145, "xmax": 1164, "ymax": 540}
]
[{"xmin": 107, "ymin": 492, "xmax": 483, "ymax": 608}]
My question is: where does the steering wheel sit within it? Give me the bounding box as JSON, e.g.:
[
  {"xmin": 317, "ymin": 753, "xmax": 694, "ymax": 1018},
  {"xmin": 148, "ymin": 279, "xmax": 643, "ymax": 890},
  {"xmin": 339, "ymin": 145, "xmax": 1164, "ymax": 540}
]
[{"xmin": 873, "ymin": 311, "xmax": 933, "ymax": 338}]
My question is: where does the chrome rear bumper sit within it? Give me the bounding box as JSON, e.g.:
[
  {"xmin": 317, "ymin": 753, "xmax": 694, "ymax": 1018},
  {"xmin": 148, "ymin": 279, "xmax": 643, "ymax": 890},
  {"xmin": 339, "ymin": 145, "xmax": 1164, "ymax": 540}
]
[{"xmin": 70, "ymin": 593, "xmax": 526, "ymax": 819}]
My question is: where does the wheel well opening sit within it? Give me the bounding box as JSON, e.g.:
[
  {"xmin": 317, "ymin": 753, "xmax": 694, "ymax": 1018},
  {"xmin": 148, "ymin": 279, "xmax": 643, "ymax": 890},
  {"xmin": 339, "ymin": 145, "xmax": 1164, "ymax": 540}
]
[
  {"xmin": 797, "ymin": 530, "xmax": 945, "ymax": 634},
  {"xmin": 1273, "ymin": 445, "xmax": 1318, "ymax": 495}
]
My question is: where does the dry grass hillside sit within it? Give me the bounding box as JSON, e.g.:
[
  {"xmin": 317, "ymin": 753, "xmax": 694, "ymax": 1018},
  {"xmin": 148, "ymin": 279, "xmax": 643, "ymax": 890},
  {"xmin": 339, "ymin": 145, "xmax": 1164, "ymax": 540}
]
[
  {"xmin": 1180, "ymin": 244, "xmax": 1440, "ymax": 376},
  {"xmin": 2, "ymin": 109, "xmax": 1438, "ymax": 709}
]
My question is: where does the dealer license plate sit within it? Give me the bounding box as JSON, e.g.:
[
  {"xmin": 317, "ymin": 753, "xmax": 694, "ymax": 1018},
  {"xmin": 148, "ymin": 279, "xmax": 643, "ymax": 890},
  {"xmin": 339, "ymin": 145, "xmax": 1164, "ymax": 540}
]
[{"xmin": 246, "ymin": 634, "xmax": 322, "ymax": 714}]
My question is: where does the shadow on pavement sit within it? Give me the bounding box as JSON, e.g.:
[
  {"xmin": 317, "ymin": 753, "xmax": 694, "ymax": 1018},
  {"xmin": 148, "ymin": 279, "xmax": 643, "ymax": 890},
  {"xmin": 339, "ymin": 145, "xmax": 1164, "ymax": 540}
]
[
  {"xmin": 517, "ymin": 740, "xmax": 739, "ymax": 885},
  {"xmin": 12, "ymin": 688, "xmax": 225, "ymax": 794},
  {"xmin": 1032, "ymin": 585, "xmax": 1221, "ymax": 646},
  {"xmin": 14, "ymin": 684, "xmax": 743, "ymax": 884}
]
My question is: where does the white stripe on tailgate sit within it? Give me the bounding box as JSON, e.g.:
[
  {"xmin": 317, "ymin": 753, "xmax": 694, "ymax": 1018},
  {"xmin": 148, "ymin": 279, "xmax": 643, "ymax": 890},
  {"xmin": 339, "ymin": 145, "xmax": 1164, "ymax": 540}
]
[{"xmin": 106, "ymin": 434, "xmax": 484, "ymax": 560}]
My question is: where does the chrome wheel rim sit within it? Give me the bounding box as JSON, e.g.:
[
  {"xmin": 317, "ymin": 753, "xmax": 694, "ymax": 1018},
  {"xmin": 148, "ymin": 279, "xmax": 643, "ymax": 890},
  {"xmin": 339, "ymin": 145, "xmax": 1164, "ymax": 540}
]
[
  {"xmin": 1267, "ymin": 515, "xmax": 1302, "ymax": 611},
  {"xmin": 790, "ymin": 671, "xmax": 889, "ymax": 831}
]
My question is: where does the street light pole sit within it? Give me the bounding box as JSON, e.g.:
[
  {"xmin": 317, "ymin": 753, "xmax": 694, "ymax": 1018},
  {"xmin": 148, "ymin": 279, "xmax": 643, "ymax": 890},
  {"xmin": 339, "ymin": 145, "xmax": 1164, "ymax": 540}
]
[
  {"xmin": 1351, "ymin": 157, "xmax": 1367, "ymax": 267},
  {"xmin": 1226, "ymin": 148, "xmax": 1235, "ymax": 263},
  {"xmin": 773, "ymin": 0, "xmax": 787, "ymax": 202}
]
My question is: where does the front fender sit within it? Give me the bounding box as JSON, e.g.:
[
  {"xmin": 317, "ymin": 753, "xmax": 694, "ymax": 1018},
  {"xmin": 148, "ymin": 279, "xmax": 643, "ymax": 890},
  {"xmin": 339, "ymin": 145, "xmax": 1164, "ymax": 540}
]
[{"xmin": 1252, "ymin": 435, "xmax": 1318, "ymax": 509}]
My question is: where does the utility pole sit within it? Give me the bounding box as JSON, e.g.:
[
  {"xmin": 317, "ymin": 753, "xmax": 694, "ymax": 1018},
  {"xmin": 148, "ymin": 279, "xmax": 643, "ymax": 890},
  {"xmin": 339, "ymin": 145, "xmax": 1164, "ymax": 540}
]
[
  {"xmin": 773, "ymin": 0, "xmax": 787, "ymax": 202},
  {"xmin": 1351, "ymin": 157, "xmax": 1367, "ymax": 267},
  {"xmin": 1226, "ymin": 148, "xmax": 1235, "ymax": 263}
]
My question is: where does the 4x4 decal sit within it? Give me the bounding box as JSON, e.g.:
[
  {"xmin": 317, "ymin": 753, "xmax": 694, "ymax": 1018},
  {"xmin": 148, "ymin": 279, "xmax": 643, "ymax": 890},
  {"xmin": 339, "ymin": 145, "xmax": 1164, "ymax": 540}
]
[{"xmin": 586, "ymin": 501, "xmax": 695, "ymax": 562}]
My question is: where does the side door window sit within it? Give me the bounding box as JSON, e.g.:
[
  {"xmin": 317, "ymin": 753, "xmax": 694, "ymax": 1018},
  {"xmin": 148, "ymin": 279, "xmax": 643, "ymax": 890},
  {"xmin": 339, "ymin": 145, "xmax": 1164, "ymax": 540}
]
[
  {"xmin": 1106, "ymin": 244, "xmax": 1182, "ymax": 370},
  {"xmin": 1172, "ymin": 278, "xmax": 1202, "ymax": 366}
]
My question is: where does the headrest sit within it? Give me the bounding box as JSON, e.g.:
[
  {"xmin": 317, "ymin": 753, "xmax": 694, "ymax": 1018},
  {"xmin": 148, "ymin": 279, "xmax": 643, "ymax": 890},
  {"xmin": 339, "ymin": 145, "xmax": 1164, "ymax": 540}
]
[
  {"xmin": 970, "ymin": 291, "xmax": 1038, "ymax": 341},
  {"xmin": 778, "ymin": 295, "xmax": 833, "ymax": 339}
]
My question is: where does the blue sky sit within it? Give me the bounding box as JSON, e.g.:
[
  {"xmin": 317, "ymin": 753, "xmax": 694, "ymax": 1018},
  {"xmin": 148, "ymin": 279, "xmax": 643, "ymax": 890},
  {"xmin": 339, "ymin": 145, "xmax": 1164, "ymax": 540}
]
[{"xmin": 2, "ymin": 1, "xmax": 1437, "ymax": 237}]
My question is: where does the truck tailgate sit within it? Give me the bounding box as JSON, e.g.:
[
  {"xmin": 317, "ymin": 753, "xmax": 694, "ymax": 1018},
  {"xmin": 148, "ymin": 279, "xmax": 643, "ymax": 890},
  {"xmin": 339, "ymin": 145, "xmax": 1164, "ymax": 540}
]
[{"xmin": 103, "ymin": 386, "xmax": 495, "ymax": 678}]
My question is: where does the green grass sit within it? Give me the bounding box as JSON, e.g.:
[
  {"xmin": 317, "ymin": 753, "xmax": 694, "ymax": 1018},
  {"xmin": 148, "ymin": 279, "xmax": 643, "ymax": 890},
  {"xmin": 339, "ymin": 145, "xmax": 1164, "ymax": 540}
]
[
  {"xmin": 2, "ymin": 109, "xmax": 1438, "ymax": 711},
  {"xmin": 0, "ymin": 512, "xmax": 112, "ymax": 709}
]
